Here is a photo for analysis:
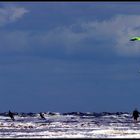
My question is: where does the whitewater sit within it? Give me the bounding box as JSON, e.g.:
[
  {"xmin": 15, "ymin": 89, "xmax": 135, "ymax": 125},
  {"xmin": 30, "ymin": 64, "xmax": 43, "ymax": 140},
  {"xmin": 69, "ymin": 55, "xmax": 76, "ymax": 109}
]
[{"xmin": 0, "ymin": 112, "xmax": 139, "ymax": 138}]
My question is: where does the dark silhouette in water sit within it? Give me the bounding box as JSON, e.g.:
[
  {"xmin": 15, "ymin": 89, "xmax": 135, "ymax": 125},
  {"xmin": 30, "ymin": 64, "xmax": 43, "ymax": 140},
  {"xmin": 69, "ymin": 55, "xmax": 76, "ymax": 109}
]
[
  {"xmin": 39, "ymin": 112, "xmax": 46, "ymax": 120},
  {"xmin": 133, "ymin": 108, "xmax": 139, "ymax": 123},
  {"xmin": 8, "ymin": 110, "xmax": 15, "ymax": 121}
]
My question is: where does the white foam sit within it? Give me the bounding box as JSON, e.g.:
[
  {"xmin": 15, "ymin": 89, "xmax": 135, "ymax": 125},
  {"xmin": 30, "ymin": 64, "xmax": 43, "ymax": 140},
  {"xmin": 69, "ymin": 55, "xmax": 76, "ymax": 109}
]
[{"xmin": 0, "ymin": 113, "xmax": 139, "ymax": 138}]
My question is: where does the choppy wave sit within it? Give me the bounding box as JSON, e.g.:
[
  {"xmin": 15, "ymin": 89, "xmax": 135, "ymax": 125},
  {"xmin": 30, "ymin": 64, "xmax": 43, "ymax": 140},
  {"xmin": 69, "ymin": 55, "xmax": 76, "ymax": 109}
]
[
  {"xmin": 0, "ymin": 111, "xmax": 139, "ymax": 138},
  {"xmin": 0, "ymin": 111, "xmax": 129, "ymax": 117}
]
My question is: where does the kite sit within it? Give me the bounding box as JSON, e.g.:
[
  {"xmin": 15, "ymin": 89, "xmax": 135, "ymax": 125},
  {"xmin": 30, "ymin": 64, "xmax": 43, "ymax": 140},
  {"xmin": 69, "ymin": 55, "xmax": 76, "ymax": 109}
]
[{"xmin": 130, "ymin": 37, "xmax": 140, "ymax": 41}]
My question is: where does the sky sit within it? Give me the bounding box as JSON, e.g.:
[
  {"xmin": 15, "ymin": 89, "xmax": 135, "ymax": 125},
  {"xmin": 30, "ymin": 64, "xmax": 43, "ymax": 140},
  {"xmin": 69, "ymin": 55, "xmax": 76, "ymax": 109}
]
[{"xmin": 0, "ymin": 2, "xmax": 140, "ymax": 113}]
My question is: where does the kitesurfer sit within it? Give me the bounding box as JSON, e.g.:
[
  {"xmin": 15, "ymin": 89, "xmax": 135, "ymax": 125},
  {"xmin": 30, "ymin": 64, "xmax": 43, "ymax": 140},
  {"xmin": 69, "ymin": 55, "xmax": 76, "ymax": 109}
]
[
  {"xmin": 39, "ymin": 112, "xmax": 46, "ymax": 120},
  {"xmin": 8, "ymin": 110, "xmax": 15, "ymax": 121},
  {"xmin": 133, "ymin": 108, "xmax": 139, "ymax": 123}
]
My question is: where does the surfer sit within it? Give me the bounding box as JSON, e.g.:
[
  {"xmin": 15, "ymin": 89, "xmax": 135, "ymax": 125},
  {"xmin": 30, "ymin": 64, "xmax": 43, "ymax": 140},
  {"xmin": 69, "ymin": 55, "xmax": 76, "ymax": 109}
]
[
  {"xmin": 133, "ymin": 108, "xmax": 139, "ymax": 123},
  {"xmin": 39, "ymin": 112, "xmax": 46, "ymax": 120},
  {"xmin": 8, "ymin": 110, "xmax": 15, "ymax": 121}
]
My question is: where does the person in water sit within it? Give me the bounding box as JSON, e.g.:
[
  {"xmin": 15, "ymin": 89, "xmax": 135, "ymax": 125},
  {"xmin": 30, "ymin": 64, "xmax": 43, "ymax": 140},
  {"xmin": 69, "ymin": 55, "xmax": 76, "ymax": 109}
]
[
  {"xmin": 133, "ymin": 108, "xmax": 139, "ymax": 123},
  {"xmin": 39, "ymin": 112, "xmax": 46, "ymax": 120},
  {"xmin": 8, "ymin": 110, "xmax": 15, "ymax": 121}
]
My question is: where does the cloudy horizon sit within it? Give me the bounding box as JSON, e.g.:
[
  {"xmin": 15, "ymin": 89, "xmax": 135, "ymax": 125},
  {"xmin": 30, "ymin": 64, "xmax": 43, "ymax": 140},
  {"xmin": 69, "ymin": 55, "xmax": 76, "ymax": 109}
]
[{"xmin": 0, "ymin": 2, "xmax": 139, "ymax": 113}]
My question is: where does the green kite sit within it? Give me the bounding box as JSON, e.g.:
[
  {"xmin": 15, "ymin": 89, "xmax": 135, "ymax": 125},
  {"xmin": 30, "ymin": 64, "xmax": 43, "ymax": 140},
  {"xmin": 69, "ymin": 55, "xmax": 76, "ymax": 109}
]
[{"xmin": 130, "ymin": 37, "xmax": 140, "ymax": 41}]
